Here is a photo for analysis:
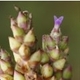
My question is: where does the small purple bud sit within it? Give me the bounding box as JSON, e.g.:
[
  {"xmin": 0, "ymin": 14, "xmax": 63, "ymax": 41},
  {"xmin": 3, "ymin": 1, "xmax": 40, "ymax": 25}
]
[{"xmin": 54, "ymin": 16, "xmax": 64, "ymax": 30}]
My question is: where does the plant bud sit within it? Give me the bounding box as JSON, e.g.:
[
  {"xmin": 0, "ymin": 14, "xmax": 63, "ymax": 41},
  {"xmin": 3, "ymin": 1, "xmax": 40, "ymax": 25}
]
[
  {"xmin": 29, "ymin": 50, "xmax": 41, "ymax": 69},
  {"xmin": 62, "ymin": 65, "xmax": 72, "ymax": 80},
  {"xmin": 24, "ymin": 28, "xmax": 36, "ymax": 47},
  {"xmin": 0, "ymin": 49, "xmax": 11, "ymax": 62},
  {"xmin": 11, "ymin": 23, "xmax": 25, "ymax": 38},
  {"xmin": 41, "ymin": 64, "xmax": 53, "ymax": 78},
  {"xmin": 30, "ymin": 50, "xmax": 41, "ymax": 62},
  {"xmin": 53, "ymin": 58, "xmax": 66, "ymax": 70},
  {"xmin": 9, "ymin": 37, "xmax": 21, "ymax": 51},
  {"xmin": 10, "ymin": 17, "xmax": 24, "ymax": 43},
  {"xmin": 0, "ymin": 59, "xmax": 13, "ymax": 75},
  {"xmin": 0, "ymin": 74, "xmax": 13, "ymax": 80},
  {"xmin": 59, "ymin": 36, "xmax": 69, "ymax": 51},
  {"xmin": 59, "ymin": 41, "xmax": 67, "ymax": 51},
  {"xmin": 19, "ymin": 44, "xmax": 30, "ymax": 60},
  {"xmin": 14, "ymin": 70, "xmax": 25, "ymax": 80},
  {"xmin": 13, "ymin": 52, "xmax": 23, "ymax": 65},
  {"xmin": 42, "ymin": 35, "xmax": 55, "ymax": 52},
  {"xmin": 16, "ymin": 7, "xmax": 31, "ymax": 33},
  {"xmin": 55, "ymin": 71, "xmax": 62, "ymax": 80},
  {"xmin": 63, "ymin": 47, "xmax": 69, "ymax": 55},
  {"xmin": 49, "ymin": 46, "xmax": 60, "ymax": 60},
  {"xmin": 17, "ymin": 11, "xmax": 28, "ymax": 29},
  {"xmin": 41, "ymin": 51, "xmax": 49, "ymax": 64}
]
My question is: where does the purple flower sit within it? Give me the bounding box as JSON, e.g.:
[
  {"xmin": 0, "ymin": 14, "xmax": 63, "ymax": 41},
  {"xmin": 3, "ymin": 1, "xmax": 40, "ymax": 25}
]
[
  {"xmin": 54, "ymin": 16, "xmax": 64, "ymax": 30},
  {"xmin": 50, "ymin": 16, "xmax": 64, "ymax": 44}
]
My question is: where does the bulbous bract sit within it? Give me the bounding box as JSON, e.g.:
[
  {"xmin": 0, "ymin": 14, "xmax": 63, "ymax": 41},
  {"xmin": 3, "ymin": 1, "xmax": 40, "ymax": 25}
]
[
  {"xmin": 10, "ymin": 17, "xmax": 25, "ymax": 38},
  {"xmin": 14, "ymin": 6, "xmax": 32, "ymax": 33},
  {"xmin": 49, "ymin": 46, "xmax": 60, "ymax": 60},
  {"xmin": 29, "ymin": 50, "xmax": 41, "ymax": 62},
  {"xmin": 9, "ymin": 37, "xmax": 21, "ymax": 51},
  {"xmin": 0, "ymin": 59, "xmax": 13, "ymax": 75},
  {"xmin": 14, "ymin": 70, "xmax": 25, "ymax": 80},
  {"xmin": 41, "ymin": 64, "xmax": 53, "ymax": 78},
  {"xmin": 24, "ymin": 28, "xmax": 36, "ymax": 47},
  {"xmin": 62, "ymin": 65, "xmax": 72, "ymax": 80},
  {"xmin": 55, "ymin": 71, "xmax": 62, "ymax": 80},
  {"xmin": 17, "ymin": 11, "xmax": 28, "ymax": 29},
  {"xmin": 59, "ymin": 36, "xmax": 69, "ymax": 51},
  {"xmin": 41, "ymin": 51, "xmax": 49, "ymax": 64},
  {"xmin": 29, "ymin": 50, "xmax": 41, "ymax": 69},
  {"xmin": 53, "ymin": 58, "xmax": 66, "ymax": 70},
  {"xmin": 19, "ymin": 44, "xmax": 31, "ymax": 60}
]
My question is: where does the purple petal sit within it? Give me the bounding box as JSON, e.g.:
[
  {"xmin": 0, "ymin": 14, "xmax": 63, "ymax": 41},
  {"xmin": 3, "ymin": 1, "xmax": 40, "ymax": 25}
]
[
  {"xmin": 54, "ymin": 16, "xmax": 64, "ymax": 26},
  {"xmin": 54, "ymin": 16, "xmax": 57, "ymax": 21}
]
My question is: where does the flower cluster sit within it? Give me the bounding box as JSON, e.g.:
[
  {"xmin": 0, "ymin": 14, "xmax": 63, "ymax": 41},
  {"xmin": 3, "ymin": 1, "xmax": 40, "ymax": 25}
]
[{"xmin": 0, "ymin": 6, "xmax": 72, "ymax": 80}]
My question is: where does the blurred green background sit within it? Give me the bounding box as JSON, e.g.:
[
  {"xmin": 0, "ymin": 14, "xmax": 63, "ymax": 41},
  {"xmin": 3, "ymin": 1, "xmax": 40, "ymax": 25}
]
[{"xmin": 0, "ymin": 1, "xmax": 80, "ymax": 80}]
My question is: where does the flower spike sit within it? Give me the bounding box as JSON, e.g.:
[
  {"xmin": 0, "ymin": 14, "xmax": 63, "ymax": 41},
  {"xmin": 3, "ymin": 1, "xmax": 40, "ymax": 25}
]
[{"xmin": 0, "ymin": 6, "xmax": 72, "ymax": 80}]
